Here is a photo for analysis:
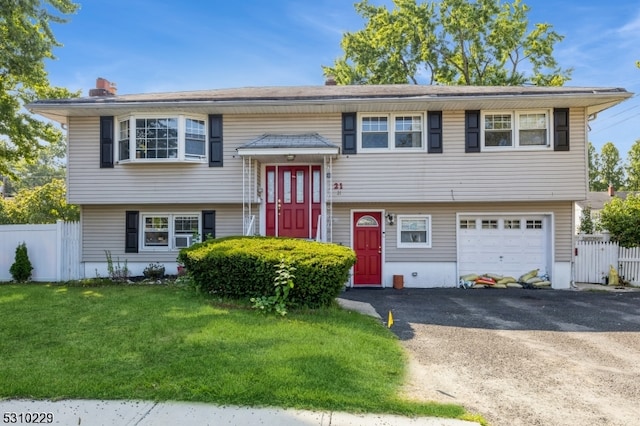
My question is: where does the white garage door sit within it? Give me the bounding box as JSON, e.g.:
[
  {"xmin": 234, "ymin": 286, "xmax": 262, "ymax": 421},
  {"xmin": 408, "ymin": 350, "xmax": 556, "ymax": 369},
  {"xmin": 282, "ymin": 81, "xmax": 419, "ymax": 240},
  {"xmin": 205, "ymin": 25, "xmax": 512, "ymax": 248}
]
[{"xmin": 458, "ymin": 215, "xmax": 550, "ymax": 279}]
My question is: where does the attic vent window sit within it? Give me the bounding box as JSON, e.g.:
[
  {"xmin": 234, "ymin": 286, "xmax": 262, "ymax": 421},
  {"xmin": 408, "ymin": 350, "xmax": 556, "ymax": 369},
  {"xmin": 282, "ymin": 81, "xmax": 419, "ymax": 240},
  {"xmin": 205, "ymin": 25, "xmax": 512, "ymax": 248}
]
[{"xmin": 117, "ymin": 114, "xmax": 206, "ymax": 163}]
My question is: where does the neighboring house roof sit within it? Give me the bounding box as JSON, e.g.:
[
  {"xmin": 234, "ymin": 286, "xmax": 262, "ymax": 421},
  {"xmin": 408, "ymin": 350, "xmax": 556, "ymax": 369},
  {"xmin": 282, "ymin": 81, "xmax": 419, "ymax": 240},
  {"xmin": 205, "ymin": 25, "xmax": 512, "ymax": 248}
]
[
  {"xmin": 576, "ymin": 191, "xmax": 638, "ymax": 210},
  {"xmin": 28, "ymin": 84, "xmax": 633, "ymax": 125}
]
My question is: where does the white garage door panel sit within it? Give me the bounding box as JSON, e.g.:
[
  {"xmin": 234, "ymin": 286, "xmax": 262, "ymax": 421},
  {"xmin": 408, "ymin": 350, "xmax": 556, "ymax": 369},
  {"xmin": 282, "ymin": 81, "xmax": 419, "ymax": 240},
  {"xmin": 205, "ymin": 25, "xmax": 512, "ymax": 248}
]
[{"xmin": 458, "ymin": 216, "xmax": 548, "ymax": 279}]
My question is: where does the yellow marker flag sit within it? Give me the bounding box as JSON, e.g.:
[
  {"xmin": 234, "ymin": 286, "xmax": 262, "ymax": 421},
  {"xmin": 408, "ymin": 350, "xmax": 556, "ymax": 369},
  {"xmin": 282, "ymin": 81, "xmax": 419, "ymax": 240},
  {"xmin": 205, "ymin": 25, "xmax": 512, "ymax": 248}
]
[{"xmin": 388, "ymin": 311, "xmax": 394, "ymax": 328}]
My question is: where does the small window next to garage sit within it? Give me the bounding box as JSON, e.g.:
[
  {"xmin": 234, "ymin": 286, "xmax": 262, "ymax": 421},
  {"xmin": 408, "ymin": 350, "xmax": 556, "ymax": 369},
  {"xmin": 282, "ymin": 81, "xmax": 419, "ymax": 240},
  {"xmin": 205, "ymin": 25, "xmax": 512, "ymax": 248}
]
[
  {"xmin": 526, "ymin": 219, "xmax": 543, "ymax": 229},
  {"xmin": 398, "ymin": 215, "xmax": 431, "ymax": 248}
]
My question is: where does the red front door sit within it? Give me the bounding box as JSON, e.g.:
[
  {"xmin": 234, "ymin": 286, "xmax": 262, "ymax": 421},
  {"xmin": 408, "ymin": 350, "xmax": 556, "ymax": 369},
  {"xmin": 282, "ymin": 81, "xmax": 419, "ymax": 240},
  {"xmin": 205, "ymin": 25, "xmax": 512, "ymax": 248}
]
[
  {"xmin": 266, "ymin": 165, "xmax": 321, "ymax": 238},
  {"xmin": 353, "ymin": 212, "xmax": 382, "ymax": 286}
]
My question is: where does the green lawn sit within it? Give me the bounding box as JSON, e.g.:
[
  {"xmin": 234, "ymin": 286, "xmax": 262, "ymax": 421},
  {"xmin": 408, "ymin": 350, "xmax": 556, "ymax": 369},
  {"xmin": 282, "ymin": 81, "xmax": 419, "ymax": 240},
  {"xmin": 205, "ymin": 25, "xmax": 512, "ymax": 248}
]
[{"xmin": 0, "ymin": 283, "xmax": 474, "ymax": 421}]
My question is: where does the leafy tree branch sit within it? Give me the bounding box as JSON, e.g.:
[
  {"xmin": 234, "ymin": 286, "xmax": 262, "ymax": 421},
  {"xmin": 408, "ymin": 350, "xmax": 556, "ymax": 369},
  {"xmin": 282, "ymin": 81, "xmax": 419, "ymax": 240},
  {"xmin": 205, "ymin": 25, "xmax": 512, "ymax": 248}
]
[
  {"xmin": 0, "ymin": 0, "xmax": 80, "ymax": 176},
  {"xmin": 324, "ymin": 0, "xmax": 572, "ymax": 86}
]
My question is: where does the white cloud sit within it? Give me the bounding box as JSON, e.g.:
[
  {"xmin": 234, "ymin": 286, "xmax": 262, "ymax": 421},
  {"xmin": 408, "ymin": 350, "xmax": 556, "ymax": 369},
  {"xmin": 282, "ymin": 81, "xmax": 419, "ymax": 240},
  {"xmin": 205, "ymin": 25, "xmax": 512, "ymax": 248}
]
[{"xmin": 618, "ymin": 12, "xmax": 640, "ymax": 34}]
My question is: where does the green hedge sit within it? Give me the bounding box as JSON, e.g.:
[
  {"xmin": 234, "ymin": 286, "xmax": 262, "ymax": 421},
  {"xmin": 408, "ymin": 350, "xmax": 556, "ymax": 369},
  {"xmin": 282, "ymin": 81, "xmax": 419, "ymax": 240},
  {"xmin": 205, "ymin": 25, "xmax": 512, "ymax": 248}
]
[{"xmin": 178, "ymin": 236, "xmax": 356, "ymax": 308}]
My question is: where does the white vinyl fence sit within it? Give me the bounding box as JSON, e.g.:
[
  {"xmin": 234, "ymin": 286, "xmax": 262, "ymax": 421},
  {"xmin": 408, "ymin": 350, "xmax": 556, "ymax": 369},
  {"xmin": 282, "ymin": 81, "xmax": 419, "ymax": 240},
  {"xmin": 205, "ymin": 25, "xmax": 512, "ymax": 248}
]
[
  {"xmin": 0, "ymin": 221, "xmax": 81, "ymax": 282},
  {"xmin": 574, "ymin": 240, "xmax": 640, "ymax": 285}
]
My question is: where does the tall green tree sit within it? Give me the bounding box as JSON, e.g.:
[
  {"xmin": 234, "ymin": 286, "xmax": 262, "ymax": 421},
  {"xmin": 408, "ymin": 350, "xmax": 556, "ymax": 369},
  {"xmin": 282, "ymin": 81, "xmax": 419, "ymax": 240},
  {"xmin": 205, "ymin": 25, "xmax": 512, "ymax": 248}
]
[
  {"xmin": 2, "ymin": 135, "xmax": 67, "ymax": 195},
  {"xmin": 600, "ymin": 195, "xmax": 640, "ymax": 247},
  {"xmin": 625, "ymin": 139, "xmax": 640, "ymax": 191},
  {"xmin": 597, "ymin": 142, "xmax": 626, "ymax": 191},
  {"xmin": 588, "ymin": 142, "xmax": 602, "ymax": 191},
  {"xmin": 0, "ymin": 178, "xmax": 78, "ymax": 224},
  {"xmin": 324, "ymin": 0, "xmax": 571, "ymax": 86},
  {"xmin": 577, "ymin": 205, "xmax": 595, "ymax": 234},
  {"xmin": 0, "ymin": 0, "xmax": 80, "ymax": 177}
]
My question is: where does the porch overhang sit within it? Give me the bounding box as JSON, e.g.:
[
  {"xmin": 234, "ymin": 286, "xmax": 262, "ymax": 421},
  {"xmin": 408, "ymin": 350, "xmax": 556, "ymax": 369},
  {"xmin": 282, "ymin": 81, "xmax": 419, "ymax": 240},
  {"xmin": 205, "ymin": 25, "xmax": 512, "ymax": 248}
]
[{"xmin": 236, "ymin": 133, "xmax": 340, "ymax": 162}]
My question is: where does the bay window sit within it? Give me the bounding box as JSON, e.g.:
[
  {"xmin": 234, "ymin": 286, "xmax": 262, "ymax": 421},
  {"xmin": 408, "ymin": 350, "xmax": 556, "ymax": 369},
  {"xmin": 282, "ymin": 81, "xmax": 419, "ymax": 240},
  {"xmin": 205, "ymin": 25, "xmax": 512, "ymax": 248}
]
[{"xmin": 118, "ymin": 115, "xmax": 207, "ymax": 162}]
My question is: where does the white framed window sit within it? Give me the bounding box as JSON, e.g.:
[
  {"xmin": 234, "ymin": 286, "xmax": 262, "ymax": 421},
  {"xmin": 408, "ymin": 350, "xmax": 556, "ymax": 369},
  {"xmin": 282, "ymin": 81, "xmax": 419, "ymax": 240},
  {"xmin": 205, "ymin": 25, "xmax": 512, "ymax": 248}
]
[
  {"xmin": 360, "ymin": 113, "xmax": 424, "ymax": 151},
  {"xmin": 482, "ymin": 219, "xmax": 499, "ymax": 229},
  {"xmin": 482, "ymin": 110, "xmax": 550, "ymax": 150},
  {"xmin": 118, "ymin": 114, "xmax": 207, "ymax": 163},
  {"xmin": 459, "ymin": 219, "xmax": 476, "ymax": 229},
  {"xmin": 361, "ymin": 116, "xmax": 389, "ymax": 148},
  {"xmin": 141, "ymin": 213, "xmax": 200, "ymax": 251},
  {"xmin": 504, "ymin": 219, "xmax": 521, "ymax": 229},
  {"xmin": 184, "ymin": 118, "xmax": 206, "ymax": 159},
  {"xmin": 397, "ymin": 215, "xmax": 431, "ymax": 248},
  {"xmin": 526, "ymin": 219, "xmax": 543, "ymax": 229}
]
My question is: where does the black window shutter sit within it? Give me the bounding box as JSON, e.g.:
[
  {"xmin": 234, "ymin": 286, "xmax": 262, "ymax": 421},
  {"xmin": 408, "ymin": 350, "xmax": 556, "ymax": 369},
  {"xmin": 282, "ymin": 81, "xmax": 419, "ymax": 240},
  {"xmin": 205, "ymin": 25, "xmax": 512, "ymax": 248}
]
[
  {"xmin": 100, "ymin": 116, "xmax": 114, "ymax": 168},
  {"xmin": 208, "ymin": 114, "xmax": 223, "ymax": 167},
  {"xmin": 125, "ymin": 211, "xmax": 139, "ymax": 253},
  {"xmin": 342, "ymin": 112, "xmax": 357, "ymax": 154},
  {"xmin": 465, "ymin": 110, "xmax": 481, "ymax": 153},
  {"xmin": 554, "ymin": 108, "xmax": 570, "ymax": 151},
  {"xmin": 427, "ymin": 111, "xmax": 443, "ymax": 153},
  {"xmin": 202, "ymin": 210, "xmax": 216, "ymax": 240}
]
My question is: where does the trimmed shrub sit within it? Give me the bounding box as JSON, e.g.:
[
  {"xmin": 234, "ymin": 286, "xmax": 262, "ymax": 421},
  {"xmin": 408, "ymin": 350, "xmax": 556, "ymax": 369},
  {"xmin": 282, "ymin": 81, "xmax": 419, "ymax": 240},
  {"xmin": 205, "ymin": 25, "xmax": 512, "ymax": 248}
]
[
  {"xmin": 10, "ymin": 242, "xmax": 33, "ymax": 282},
  {"xmin": 178, "ymin": 236, "xmax": 356, "ymax": 308}
]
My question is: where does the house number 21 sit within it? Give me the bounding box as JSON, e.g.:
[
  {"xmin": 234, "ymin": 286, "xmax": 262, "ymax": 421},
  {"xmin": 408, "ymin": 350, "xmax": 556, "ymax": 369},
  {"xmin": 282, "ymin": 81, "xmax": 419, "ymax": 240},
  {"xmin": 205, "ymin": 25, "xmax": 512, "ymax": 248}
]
[{"xmin": 333, "ymin": 183, "xmax": 343, "ymax": 190}]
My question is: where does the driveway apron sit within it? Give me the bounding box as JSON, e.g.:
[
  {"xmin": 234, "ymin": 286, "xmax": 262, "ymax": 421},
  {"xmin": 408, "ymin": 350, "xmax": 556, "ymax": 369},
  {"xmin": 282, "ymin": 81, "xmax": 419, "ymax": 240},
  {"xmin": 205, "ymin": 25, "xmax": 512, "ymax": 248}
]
[{"xmin": 339, "ymin": 288, "xmax": 640, "ymax": 426}]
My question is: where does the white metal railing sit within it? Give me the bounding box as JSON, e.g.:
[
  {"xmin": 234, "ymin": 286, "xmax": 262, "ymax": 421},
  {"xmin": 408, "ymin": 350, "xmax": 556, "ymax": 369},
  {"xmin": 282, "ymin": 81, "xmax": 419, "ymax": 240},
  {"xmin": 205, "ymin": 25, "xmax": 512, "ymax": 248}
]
[
  {"xmin": 244, "ymin": 215, "xmax": 255, "ymax": 236},
  {"xmin": 315, "ymin": 214, "xmax": 322, "ymax": 241}
]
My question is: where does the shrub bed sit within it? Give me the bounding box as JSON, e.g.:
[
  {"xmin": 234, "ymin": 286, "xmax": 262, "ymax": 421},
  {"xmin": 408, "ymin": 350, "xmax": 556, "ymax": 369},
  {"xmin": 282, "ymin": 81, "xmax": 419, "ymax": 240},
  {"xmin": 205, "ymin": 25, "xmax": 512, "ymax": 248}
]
[{"xmin": 178, "ymin": 236, "xmax": 356, "ymax": 308}]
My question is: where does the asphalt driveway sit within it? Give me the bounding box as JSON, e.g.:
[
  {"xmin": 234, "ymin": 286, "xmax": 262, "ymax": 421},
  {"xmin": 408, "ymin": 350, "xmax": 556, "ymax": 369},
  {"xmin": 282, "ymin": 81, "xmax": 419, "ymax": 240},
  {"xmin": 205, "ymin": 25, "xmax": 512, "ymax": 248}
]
[
  {"xmin": 339, "ymin": 288, "xmax": 640, "ymax": 426},
  {"xmin": 339, "ymin": 287, "xmax": 640, "ymax": 336}
]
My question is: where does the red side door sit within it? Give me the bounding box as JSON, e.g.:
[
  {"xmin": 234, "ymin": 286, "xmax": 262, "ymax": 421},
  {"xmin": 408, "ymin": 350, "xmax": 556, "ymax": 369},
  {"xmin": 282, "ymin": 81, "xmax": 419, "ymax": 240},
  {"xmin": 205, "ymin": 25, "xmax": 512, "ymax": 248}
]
[{"xmin": 353, "ymin": 212, "xmax": 382, "ymax": 286}]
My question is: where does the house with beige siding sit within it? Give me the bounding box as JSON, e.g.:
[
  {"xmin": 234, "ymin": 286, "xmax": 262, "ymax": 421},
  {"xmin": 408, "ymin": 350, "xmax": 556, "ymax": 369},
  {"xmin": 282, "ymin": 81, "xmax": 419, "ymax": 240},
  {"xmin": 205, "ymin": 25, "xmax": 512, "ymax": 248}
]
[{"xmin": 29, "ymin": 80, "xmax": 631, "ymax": 288}]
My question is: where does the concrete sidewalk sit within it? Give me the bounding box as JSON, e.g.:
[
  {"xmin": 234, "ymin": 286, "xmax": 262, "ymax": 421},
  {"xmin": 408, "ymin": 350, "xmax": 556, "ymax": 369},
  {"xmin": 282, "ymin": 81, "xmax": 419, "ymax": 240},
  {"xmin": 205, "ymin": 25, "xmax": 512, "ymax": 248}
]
[{"xmin": 0, "ymin": 399, "xmax": 479, "ymax": 426}]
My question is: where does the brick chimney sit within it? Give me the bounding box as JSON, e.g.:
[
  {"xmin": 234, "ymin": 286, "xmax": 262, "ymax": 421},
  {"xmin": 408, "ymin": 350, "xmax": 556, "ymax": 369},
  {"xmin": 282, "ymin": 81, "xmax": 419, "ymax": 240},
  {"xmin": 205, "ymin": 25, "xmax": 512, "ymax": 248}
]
[
  {"xmin": 324, "ymin": 76, "xmax": 337, "ymax": 86},
  {"xmin": 608, "ymin": 184, "xmax": 615, "ymax": 197},
  {"xmin": 89, "ymin": 77, "xmax": 117, "ymax": 96}
]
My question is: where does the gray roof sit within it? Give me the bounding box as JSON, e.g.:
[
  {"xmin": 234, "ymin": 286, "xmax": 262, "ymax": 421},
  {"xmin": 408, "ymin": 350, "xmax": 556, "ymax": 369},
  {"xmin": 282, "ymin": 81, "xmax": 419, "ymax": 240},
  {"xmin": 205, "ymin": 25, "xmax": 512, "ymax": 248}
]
[
  {"xmin": 27, "ymin": 84, "xmax": 633, "ymax": 125},
  {"xmin": 577, "ymin": 191, "xmax": 638, "ymax": 210},
  {"xmin": 31, "ymin": 84, "xmax": 630, "ymax": 105},
  {"xmin": 238, "ymin": 133, "xmax": 339, "ymax": 150}
]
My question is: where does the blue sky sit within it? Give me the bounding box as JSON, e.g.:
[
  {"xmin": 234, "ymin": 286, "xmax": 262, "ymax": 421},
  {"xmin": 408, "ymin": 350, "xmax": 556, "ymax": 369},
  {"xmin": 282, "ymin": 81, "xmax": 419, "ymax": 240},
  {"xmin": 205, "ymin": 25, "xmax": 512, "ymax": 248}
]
[{"xmin": 44, "ymin": 0, "xmax": 640, "ymax": 159}]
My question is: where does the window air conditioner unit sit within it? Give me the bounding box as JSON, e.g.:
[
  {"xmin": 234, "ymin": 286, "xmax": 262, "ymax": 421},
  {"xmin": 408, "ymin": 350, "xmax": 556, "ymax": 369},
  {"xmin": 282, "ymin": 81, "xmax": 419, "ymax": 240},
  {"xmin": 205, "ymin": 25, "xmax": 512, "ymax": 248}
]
[{"xmin": 174, "ymin": 235, "xmax": 193, "ymax": 249}]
